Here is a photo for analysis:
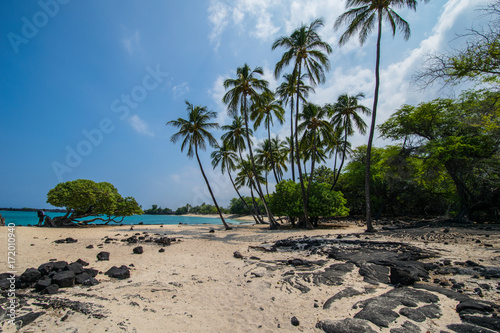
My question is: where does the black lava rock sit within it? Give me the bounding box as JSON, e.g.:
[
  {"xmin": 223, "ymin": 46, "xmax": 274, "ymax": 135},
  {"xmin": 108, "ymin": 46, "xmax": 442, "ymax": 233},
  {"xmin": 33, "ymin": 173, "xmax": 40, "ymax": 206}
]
[
  {"xmin": 97, "ymin": 252, "xmax": 110, "ymax": 261},
  {"xmin": 133, "ymin": 246, "xmax": 144, "ymax": 254},
  {"xmin": 20, "ymin": 268, "xmax": 42, "ymax": 284},
  {"xmin": 75, "ymin": 272, "xmax": 99, "ymax": 286},
  {"xmin": 34, "ymin": 277, "xmax": 52, "ymax": 292},
  {"xmin": 52, "ymin": 271, "xmax": 75, "ymax": 288},
  {"xmin": 40, "ymin": 284, "xmax": 59, "ymax": 295},
  {"xmin": 291, "ymin": 316, "xmax": 300, "ymax": 326},
  {"xmin": 105, "ymin": 265, "xmax": 130, "ymax": 279}
]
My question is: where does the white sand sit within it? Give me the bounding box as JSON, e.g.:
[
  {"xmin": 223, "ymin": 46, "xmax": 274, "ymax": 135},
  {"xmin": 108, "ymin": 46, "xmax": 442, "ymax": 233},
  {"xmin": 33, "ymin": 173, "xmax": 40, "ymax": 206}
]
[{"xmin": 1, "ymin": 222, "xmax": 498, "ymax": 332}]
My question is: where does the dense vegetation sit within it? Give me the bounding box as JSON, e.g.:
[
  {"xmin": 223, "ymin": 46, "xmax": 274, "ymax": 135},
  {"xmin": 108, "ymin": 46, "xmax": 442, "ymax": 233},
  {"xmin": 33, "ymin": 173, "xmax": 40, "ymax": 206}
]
[{"xmin": 164, "ymin": 0, "xmax": 499, "ymax": 228}]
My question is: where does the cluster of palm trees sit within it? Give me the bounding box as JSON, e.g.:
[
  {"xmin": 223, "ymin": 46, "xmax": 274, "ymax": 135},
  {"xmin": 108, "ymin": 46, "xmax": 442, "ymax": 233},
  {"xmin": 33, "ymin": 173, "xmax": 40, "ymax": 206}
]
[{"xmin": 168, "ymin": 0, "xmax": 429, "ymax": 231}]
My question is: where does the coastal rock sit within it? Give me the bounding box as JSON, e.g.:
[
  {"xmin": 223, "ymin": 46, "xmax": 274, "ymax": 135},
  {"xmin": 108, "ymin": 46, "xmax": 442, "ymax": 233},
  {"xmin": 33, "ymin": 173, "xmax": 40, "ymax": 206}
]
[
  {"xmin": 54, "ymin": 237, "xmax": 78, "ymax": 244},
  {"xmin": 83, "ymin": 268, "xmax": 99, "ymax": 277},
  {"xmin": 40, "ymin": 284, "xmax": 59, "ymax": 295},
  {"xmin": 97, "ymin": 252, "xmax": 110, "ymax": 261},
  {"xmin": 291, "ymin": 316, "xmax": 300, "ymax": 326},
  {"xmin": 38, "ymin": 262, "xmax": 54, "ymax": 275},
  {"xmin": 14, "ymin": 311, "xmax": 45, "ymax": 329},
  {"xmin": 233, "ymin": 251, "xmax": 244, "ymax": 259},
  {"xmin": 68, "ymin": 262, "xmax": 84, "ymax": 275},
  {"xmin": 52, "ymin": 261, "xmax": 69, "ymax": 272},
  {"xmin": 316, "ymin": 318, "xmax": 377, "ymax": 333},
  {"xmin": 75, "ymin": 273, "xmax": 99, "ymax": 286},
  {"xmin": 35, "ymin": 277, "xmax": 53, "ymax": 291},
  {"xmin": 0, "ymin": 272, "xmax": 16, "ymax": 290},
  {"xmin": 76, "ymin": 259, "xmax": 89, "ymax": 267},
  {"xmin": 390, "ymin": 266, "xmax": 420, "ymax": 286},
  {"xmin": 20, "ymin": 268, "xmax": 41, "ymax": 284},
  {"xmin": 133, "ymin": 246, "xmax": 143, "ymax": 254},
  {"xmin": 105, "ymin": 266, "xmax": 130, "ymax": 280},
  {"xmin": 447, "ymin": 323, "xmax": 498, "ymax": 333},
  {"xmin": 52, "ymin": 271, "xmax": 75, "ymax": 288},
  {"xmin": 155, "ymin": 237, "xmax": 171, "ymax": 246},
  {"xmin": 390, "ymin": 321, "xmax": 421, "ymax": 333},
  {"xmin": 323, "ymin": 288, "xmax": 364, "ymax": 309},
  {"xmin": 359, "ymin": 263, "xmax": 390, "ymax": 285}
]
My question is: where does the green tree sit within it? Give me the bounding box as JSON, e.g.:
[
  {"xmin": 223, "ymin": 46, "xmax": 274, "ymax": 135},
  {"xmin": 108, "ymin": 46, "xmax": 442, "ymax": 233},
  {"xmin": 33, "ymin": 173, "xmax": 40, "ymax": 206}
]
[
  {"xmin": 273, "ymin": 18, "xmax": 332, "ymax": 229},
  {"xmin": 167, "ymin": 101, "xmax": 232, "ymax": 230},
  {"xmin": 235, "ymin": 158, "xmax": 268, "ymax": 222},
  {"xmin": 269, "ymin": 180, "xmax": 349, "ymax": 227},
  {"xmin": 46, "ymin": 179, "xmax": 143, "ymax": 226},
  {"xmin": 379, "ymin": 90, "xmax": 500, "ymax": 222},
  {"xmin": 334, "ymin": 0, "xmax": 428, "ymax": 231},
  {"xmin": 327, "ymin": 93, "xmax": 371, "ymax": 189},
  {"xmin": 223, "ymin": 64, "xmax": 279, "ymax": 229}
]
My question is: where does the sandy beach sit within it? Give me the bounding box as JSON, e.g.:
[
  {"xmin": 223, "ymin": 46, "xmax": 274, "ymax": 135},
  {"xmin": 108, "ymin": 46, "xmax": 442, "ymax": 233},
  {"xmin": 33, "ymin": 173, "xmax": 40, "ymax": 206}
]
[{"xmin": 1, "ymin": 220, "xmax": 499, "ymax": 332}]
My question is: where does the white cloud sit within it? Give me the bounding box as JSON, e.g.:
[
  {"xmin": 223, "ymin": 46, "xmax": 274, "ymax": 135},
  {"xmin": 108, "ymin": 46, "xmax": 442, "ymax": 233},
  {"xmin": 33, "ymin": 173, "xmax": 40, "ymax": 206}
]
[
  {"xmin": 122, "ymin": 30, "xmax": 141, "ymax": 55},
  {"xmin": 128, "ymin": 114, "xmax": 154, "ymax": 137},
  {"xmin": 172, "ymin": 82, "xmax": 190, "ymax": 100}
]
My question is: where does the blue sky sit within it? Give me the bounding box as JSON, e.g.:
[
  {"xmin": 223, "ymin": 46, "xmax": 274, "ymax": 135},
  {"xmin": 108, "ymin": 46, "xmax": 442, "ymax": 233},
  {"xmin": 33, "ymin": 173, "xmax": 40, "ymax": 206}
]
[{"xmin": 0, "ymin": 0, "xmax": 491, "ymax": 210}]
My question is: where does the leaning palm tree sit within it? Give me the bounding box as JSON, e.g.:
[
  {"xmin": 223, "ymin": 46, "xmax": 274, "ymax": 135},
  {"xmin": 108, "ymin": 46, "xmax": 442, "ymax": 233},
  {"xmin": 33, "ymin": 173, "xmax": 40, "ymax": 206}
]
[
  {"xmin": 328, "ymin": 93, "xmax": 371, "ymax": 189},
  {"xmin": 250, "ymin": 91, "xmax": 285, "ymax": 184},
  {"xmin": 275, "ymin": 73, "xmax": 314, "ymax": 181},
  {"xmin": 223, "ymin": 64, "xmax": 279, "ymax": 229},
  {"xmin": 334, "ymin": 0, "xmax": 428, "ymax": 232},
  {"xmin": 273, "ymin": 18, "xmax": 332, "ymax": 229},
  {"xmin": 167, "ymin": 101, "xmax": 232, "ymax": 230},
  {"xmin": 211, "ymin": 143, "xmax": 263, "ymax": 224},
  {"xmin": 297, "ymin": 103, "xmax": 334, "ymax": 222}
]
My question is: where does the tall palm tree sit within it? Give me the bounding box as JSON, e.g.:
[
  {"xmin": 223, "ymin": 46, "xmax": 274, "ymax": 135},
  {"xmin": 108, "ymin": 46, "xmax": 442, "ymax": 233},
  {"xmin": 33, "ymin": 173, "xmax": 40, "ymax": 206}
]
[
  {"xmin": 275, "ymin": 73, "xmax": 314, "ymax": 181},
  {"xmin": 211, "ymin": 143, "xmax": 262, "ymax": 224},
  {"xmin": 273, "ymin": 18, "xmax": 332, "ymax": 229},
  {"xmin": 250, "ymin": 91, "xmax": 285, "ymax": 184},
  {"xmin": 297, "ymin": 103, "xmax": 334, "ymax": 213},
  {"xmin": 328, "ymin": 93, "xmax": 371, "ymax": 189},
  {"xmin": 334, "ymin": 0, "xmax": 427, "ymax": 231},
  {"xmin": 167, "ymin": 101, "xmax": 232, "ymax": 230},
  {"xmin": 223, "ymin": 64, "xmax": 279, "ymax": 229}
]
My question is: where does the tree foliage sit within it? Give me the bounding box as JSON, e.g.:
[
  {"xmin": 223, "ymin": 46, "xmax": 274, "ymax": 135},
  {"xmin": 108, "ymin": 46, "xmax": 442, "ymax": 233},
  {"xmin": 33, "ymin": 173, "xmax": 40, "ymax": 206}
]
[
  {"xmin": 379, "ymin": 90, "xmax": 500, "ymax": 221},
  {"xmin": 269, "ymin": 180, "xmax": 349, "ymax": 219},
  {"xmin": 46, "ymin": 179, "xmax": 143, "ymax": 225}
]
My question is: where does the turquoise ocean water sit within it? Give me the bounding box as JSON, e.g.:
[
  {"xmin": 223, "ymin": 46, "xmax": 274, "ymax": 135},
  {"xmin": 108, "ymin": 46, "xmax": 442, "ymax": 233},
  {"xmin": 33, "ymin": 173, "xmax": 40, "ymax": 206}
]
[{"xmin": 0, "ymin": 210, "xmax": 242, "ymax": 226}]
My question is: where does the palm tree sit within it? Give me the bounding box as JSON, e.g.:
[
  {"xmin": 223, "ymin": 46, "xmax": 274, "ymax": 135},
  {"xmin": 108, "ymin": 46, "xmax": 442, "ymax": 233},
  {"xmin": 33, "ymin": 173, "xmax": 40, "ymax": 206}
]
[
  {"xmin": 270, "ymin": 135, "xmax": 289, "ymax": 183},
  {"xmin": 223, "ymin": 64, "xmax": 279, "ymax": 229},
  {"xmin": 275, "ymin": 73, "xmax": 314, "ymax": 181},
  {"xmin": 273, "ymin": 18, "xmax": 332, "ymax": 229},
  {"xmin": 334, "ymin": 0, "xmax": 427, "ymax": 232},
  {"xmin": 250, "ymin": 91, "xmax": 285, "ymax": 184},
  {"xmin": 235, "ymin": 158, "xmax": 268, "ymax": 223},
  {"xmin": 297, "ymin": 103, "xmax": 334, "ymax": 215},
  {"xmin": 328, "ymin": 93, "xmax": 371, "ymax": 189},
  {"xmin": 211, "ymin": 143, "xmax": 262, "ymax": 224},
  {"xmin": 221, "ymin": 116, "xmax": 252, "ymax": 159},
  {"xmin": 167, "ymin": 101, "xmax": 232, "ymax": 230}
]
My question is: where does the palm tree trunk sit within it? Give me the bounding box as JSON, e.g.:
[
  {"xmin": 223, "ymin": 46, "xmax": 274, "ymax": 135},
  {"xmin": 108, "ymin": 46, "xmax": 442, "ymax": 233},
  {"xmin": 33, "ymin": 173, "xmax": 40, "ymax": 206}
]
[
  {"xmin": 364, "ymin": 13, "xmax": 382, "ymax": 233},
  {"xmin": 332, "ymin": 127, "xmax": 348, "ymax": 190},
  {"xmin": 228, "ymin": 168, "xmax": 261, "ymax": 224},
  {"xmin": 238, "ymin": 151, "xmax": 265, "ymax": 224},
  {"xmin": 290, "ymin": 96, "xmax": 295, "ymax": 182},
  {"xmin": 295, "ymin": 64, "xmax": 313, "ymax": 229},
  {"xmin": 306, "ymin": 132, "xmax": 317, "ymax": 217},
  {"xmin": 195, "ymin": 146, "xmax": 232, "ymax": 230},
  {"xmin": 243, "ymin": 95, "xmax": 278, "ymax": 229},
  {"xmin": 268, "ymin": 118, "xmax": 279, "ymax": 184}
]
